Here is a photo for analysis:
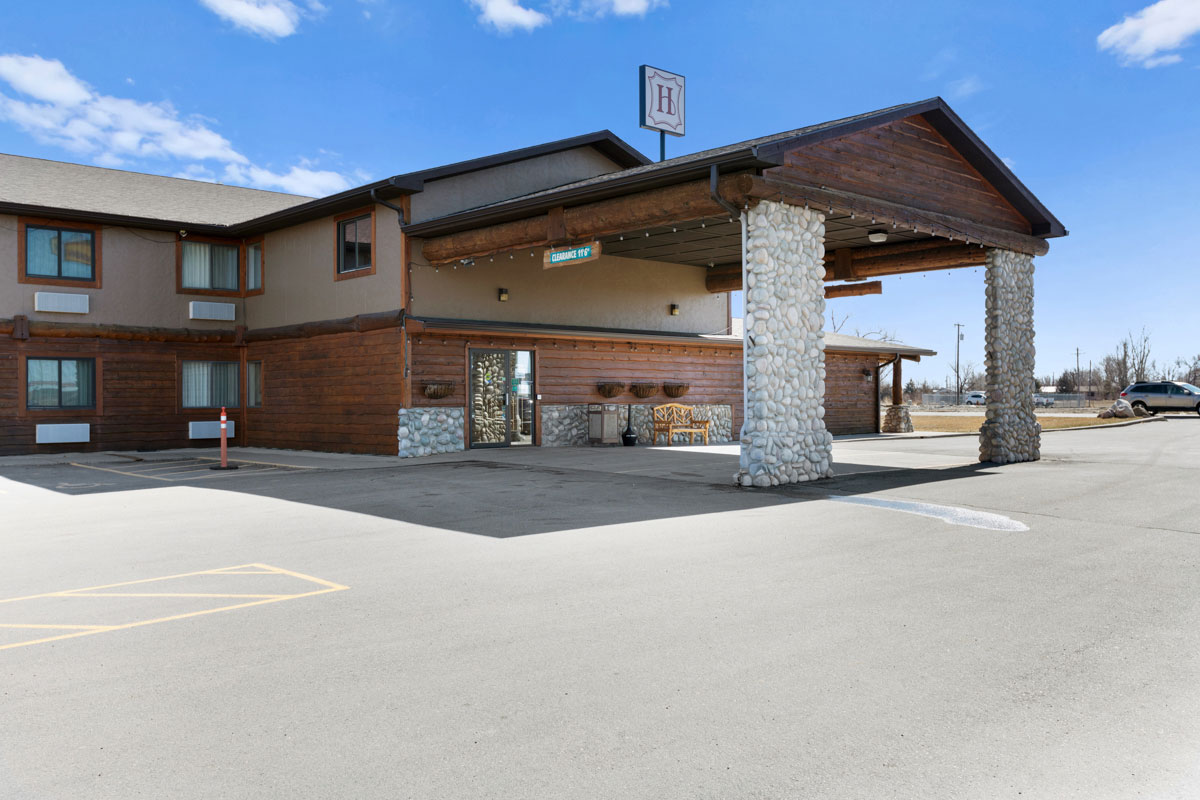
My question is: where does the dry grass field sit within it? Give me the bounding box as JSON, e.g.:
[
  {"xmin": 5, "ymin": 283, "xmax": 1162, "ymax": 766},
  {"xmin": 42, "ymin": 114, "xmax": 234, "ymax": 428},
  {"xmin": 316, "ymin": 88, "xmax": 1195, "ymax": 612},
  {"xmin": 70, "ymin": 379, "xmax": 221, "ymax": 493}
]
[{"xmin": 909, "ymin": 415, "xmax": 1133, "ymax": 433}]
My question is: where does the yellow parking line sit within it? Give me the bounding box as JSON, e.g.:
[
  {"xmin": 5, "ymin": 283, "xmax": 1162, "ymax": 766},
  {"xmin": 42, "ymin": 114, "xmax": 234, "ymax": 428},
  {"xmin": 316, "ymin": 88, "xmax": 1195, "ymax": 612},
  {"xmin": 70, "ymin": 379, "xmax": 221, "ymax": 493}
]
[
  {"xmin": 258, "ymin": 563, "xmax": 349, "ymax": 591},
  {"xmin": 208, "ymin": 570, "xmax": 277, "ymax": 575},
  {"xmin": 68, "ymin": 462, "xmax": 172, "ymax": 482},
  {"xmin": 57, "ymin": 592, "xmax": 291, "ymax": 599},
  {"xmin": 0, "ymin": 623, "xmax": 111, "ymax": 630},
  {"xmin": 0, "ymin": 563, "xmax": 262, "ymax": 604},
  {"xmin": 195, "ymin": 456, "xmax": 315, "ymax": 470},
  {"xmin": 0, "ymin": 563, "xmax": 348, "ymax": 652},
  {"xmin": 130, "ymin": 462, "xmax": 209, "ymax": 473},
  {"xmin": 1, "ymin": 587, "xmax": 342, "ymax": 651}
]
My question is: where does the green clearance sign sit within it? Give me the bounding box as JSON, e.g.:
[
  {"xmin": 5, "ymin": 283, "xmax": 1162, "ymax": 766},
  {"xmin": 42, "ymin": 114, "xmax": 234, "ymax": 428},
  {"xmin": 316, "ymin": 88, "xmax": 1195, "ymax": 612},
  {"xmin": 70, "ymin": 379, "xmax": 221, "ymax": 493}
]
[{"xmin": 543, "ymin": 241, "xmax": 601, "ymax": 269}]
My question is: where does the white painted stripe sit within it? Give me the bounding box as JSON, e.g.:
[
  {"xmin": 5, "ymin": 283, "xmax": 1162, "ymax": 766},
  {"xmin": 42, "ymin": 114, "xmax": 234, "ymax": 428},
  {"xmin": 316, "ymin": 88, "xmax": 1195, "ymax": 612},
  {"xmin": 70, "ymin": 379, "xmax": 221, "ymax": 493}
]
[{"xmin": 829, "ymin": 495, "xmax": 1028, "ymax": 532}]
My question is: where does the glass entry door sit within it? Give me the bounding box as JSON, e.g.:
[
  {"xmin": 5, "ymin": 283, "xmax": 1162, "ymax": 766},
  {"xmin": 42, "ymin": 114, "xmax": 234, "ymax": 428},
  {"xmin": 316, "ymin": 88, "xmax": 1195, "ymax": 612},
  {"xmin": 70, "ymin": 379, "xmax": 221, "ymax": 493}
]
[{"xmin": 469, "ymin": 349, "xmax": 534, "ymax": 448}]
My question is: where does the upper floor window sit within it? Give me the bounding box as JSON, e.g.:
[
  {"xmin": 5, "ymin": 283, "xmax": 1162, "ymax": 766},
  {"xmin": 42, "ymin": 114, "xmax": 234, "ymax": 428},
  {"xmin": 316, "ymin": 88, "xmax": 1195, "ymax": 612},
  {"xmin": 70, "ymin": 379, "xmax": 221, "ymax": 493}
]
[
  {"xmin": 25, "ymin": 225, "xmax": 96, "ymax": 281},
  {"xmin": 337, "ymin": 213, "xmax": 372, "ymax": 274},
  {"xmin": 246, "ymin": 240, "xmax": 264, "ymax": 293},
  {"xmin": 19, "ymin": 218, "xmax": 103, "ymax": 289},
  {"xmin": 180, "ymin": 240, "xmax": 239, "ymax": 292},
  {"xmin": 27, "ymin": 357, "xmax": 96, "ymax": 410}
]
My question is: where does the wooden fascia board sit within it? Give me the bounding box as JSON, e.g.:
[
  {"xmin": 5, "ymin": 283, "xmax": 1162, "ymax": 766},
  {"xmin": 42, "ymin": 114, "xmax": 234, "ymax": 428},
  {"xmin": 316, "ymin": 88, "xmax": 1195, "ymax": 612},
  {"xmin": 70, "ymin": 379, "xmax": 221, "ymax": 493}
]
[{"xmin": 748, "ymin": 175, "xmax": 1050, "ymax": 256}]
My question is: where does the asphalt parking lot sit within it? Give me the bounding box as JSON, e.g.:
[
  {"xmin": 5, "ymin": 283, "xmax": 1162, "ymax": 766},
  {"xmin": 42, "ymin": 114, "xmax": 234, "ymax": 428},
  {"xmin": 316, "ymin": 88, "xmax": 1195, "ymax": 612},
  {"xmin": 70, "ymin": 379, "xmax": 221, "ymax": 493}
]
[{"xmin": 2, "ymin": 418, "xmax": 1199, "ymax": 799}]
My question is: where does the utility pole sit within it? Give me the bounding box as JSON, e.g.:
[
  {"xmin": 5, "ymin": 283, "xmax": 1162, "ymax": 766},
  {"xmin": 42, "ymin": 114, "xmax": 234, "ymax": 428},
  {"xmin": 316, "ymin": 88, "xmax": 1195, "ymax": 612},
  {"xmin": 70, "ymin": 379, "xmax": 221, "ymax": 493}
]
[{"xmin": 954, "ymin": 323, "xmax": 964, "ymax": 405}]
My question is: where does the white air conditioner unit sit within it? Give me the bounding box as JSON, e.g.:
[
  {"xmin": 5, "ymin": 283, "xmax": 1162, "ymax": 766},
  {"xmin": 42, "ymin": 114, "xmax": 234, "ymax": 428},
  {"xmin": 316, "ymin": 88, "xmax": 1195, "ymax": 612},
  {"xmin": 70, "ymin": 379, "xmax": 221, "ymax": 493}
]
[
  {"xmin": 189, "ymin": 420, "xmax": 235, "ymax": 439},
  {"xmin": 34, "ymin": 292, "xmax": 89, "ymax": 314},
  {"xmin": 36, "ymin": 423, "xmax": 91, "ymax": 443},
  {"xmin": 189, "ymin": 301, "xmax": 236, "ymax": 321}
]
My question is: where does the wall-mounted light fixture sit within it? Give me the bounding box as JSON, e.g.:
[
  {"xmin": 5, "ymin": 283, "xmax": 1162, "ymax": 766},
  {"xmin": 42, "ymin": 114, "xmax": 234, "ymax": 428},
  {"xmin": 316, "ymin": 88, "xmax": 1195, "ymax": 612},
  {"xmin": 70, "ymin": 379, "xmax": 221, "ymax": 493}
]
[
  {"xmin": 498, "ymin": 288, "xmax": 509, "ymax": 302},
  {"xmin": 867, "ymin": 230, "xmax": 888, "ymax": 244},
  {"xmin": 669, "ymin": 303, "xmax": 680, "ymax": 316}
]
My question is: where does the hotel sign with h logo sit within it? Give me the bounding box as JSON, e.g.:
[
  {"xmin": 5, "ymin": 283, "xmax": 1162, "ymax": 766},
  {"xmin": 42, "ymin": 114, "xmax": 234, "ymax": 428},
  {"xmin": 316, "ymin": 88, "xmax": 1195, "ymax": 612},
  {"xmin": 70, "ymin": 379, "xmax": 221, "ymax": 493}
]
[{"xmin": 639, "ymin": 65, "xmax": 685, "ymax": 139}]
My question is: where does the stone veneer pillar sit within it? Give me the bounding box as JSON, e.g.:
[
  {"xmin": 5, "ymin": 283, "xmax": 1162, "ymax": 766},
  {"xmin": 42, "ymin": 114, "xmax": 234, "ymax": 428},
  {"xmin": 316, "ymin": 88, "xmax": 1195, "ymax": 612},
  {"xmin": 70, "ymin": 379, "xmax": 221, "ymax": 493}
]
[
  {"xmin": 979, "ymin": 248, "xmax": 1040, "ymax": 464},
  {"xmin": 736, "ymin": 200, "xmax": 833, "ymax": 487}
]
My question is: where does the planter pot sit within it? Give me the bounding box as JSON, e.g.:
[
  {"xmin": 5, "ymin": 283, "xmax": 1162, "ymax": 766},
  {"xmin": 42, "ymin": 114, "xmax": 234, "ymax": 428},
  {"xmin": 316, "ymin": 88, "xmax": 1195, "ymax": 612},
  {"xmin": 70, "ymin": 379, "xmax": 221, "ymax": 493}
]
[
  {"xmin": 663, "ymin": 383, "xmax": 690, "ymax": 398},
  {"xmin": 596, "ymin": 382, "xmax": 624, "ymax": 398},
  {"xmin": 629, "ymin": 382, "xmax": 658, "ymax": 399},
  {"xmin": 423, "ymin": 383, "xmax": 454, "ymax": 400}
]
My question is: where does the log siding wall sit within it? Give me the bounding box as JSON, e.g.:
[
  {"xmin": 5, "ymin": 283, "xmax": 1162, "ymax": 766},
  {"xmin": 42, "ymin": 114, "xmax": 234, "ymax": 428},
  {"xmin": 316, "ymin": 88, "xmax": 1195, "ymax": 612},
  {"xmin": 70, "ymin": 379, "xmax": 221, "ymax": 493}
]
[
  {"xmin": 823, "ymin": 352, "xmax": 882, "ymax": 436},
  {"xmin": 411, "ymin": 332, "xmax": 884, "ymax": 441},
  {"xmin": 2, "ymin": 328, "xmax": 882, "ymax": 456},
  {"xmin": 245, "ymin": 328, "xmax": 405, "ymax": 455},
  {"xmin": 0, "ymin": 337, "xmax": 245, "ymax": 456}
]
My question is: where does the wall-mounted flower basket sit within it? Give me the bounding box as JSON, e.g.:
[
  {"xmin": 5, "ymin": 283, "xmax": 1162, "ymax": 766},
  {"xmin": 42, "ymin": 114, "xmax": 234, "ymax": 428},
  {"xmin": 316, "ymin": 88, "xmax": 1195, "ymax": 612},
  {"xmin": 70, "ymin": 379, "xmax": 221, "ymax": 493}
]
[
  {"xmin": 663, "ymin": 383, "xmax": 690, "ymax": 398},
  {"xmin": 596, "ymin": 382, "xmax": 625, "ymax": 398},
  {"xmin": 629, "ymin": 382, "xmax": 658, "ymax": 399},
  {"xmin": 423, "ymin": 382, "xmax": 455, "ymax": 400}
]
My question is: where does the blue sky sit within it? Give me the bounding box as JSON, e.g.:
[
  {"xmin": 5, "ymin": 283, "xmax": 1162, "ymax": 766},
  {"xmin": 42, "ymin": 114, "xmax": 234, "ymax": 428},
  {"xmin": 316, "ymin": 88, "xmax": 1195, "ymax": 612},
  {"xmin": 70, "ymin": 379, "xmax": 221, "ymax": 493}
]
[{"xmin": 1, "ymin": 0, "xmax": 1197, "ymax": 386}]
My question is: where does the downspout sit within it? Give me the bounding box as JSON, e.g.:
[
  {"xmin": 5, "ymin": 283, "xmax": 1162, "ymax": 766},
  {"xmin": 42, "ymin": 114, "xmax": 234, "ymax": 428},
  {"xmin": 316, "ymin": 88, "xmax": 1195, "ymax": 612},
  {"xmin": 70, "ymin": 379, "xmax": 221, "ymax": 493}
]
[
  {"xmin": 370, "ymin": 182, "xmax": 413, "ymax": 397},
  {"xmin": 709, "ymin": 164, "xmax": 742, "ymax": 219}
]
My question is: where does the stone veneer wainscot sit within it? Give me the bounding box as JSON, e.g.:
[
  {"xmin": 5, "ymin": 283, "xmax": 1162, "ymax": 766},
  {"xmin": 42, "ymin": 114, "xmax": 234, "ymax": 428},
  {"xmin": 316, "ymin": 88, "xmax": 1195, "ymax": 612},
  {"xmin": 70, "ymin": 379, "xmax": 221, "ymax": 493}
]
[{"xmin": 397, "ymin": 408, "xmax": 465, "ymax": 457}]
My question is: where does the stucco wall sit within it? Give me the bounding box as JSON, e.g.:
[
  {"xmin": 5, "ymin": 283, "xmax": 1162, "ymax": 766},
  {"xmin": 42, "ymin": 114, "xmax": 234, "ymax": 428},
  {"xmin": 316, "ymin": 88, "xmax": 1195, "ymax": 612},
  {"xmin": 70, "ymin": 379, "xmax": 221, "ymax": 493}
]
[
  {"xmin": 409, "ymin": 147, "xmax": 623, "ymax": 224},
  {"xmin": 409, "ymin": 248, "xmax": 730, "ymax": 334},
  {"xmin": 242, "ymin": 203, "xmax": 406, "ymax": 330},
  {"xmin": 0, "ymin": 214, "xmax": 235, "ymax": 330}
]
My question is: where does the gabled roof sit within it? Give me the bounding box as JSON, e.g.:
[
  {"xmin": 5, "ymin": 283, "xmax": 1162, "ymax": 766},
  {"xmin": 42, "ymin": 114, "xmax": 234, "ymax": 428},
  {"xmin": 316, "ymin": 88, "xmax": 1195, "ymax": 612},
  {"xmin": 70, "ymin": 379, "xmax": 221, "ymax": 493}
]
[
  {"xmin": 404, "ymin": 97, "xmax": 1066, "ymax": 240},
  {"xmin": 824, "ymin": 332, "xmax": 935, "ymax": 358},
  {"xmin": 0, "ymin": 130, "xmax": 649, "ymax": 235},
  {"xmin": 0, "ymin": 153, "xmax": 311, "ymax": 228}
]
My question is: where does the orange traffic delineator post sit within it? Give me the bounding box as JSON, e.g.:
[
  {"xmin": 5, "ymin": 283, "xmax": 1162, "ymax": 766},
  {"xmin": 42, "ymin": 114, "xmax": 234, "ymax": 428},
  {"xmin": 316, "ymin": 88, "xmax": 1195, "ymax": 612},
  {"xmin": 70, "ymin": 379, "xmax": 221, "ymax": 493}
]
[{"xmin": 209, "ymin": 406, "xmax": 239, "ymax": 471}]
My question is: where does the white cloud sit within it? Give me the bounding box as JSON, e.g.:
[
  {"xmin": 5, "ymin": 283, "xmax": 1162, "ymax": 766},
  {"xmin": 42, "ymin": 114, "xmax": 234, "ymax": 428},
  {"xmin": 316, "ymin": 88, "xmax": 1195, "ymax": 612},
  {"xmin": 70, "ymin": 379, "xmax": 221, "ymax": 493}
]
[
  {"xmin": 0, "ymin": 54, "xmax": 90, "ymax": 105},
  {"xmin": 548, "ymin": 0, "xmax": 666, "ymax": 19},
  {"xmin": 471, "ymin": 0, "xmax": 550, "ymax": 32},
  {"xmin": 946, "ymin": 75, "xmax": 982, "ymax": 100},
  {"xmin": 223, "ymin": 163, "xmax": 350, "ymax": 196},
  {"xmin": 197, "ymin": 0, "xmax": 322, "ymax": 39},
  {"xmin": 1098, "ymin": 0, "xmax": 1200, "ymax": 68},
  {"xmin": 0, "ymin": 54, "xmax": 352, "ymax": 197}
]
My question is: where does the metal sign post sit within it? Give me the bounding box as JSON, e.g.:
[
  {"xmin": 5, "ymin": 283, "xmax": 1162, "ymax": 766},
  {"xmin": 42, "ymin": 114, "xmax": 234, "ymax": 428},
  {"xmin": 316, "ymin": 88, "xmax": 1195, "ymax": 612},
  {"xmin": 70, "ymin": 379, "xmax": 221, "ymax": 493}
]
[{"xmin": 639, "ymin": 65, "xmax": 685, "ymax": 162}]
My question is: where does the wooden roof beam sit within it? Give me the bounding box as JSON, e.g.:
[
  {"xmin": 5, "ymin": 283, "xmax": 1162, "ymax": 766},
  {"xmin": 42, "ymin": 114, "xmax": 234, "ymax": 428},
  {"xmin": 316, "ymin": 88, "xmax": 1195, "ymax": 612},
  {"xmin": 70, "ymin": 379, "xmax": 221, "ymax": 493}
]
[
  {"xmin": 420, "ymin": 174, "xmax": 753, "ymax": 265},
  {"xmin": 824, "ymin": 241, "xmax": 987, "ymax": 280},
  {"xmin": 825, "ymin": 280, "xmax": 882, "ymax": 299}
]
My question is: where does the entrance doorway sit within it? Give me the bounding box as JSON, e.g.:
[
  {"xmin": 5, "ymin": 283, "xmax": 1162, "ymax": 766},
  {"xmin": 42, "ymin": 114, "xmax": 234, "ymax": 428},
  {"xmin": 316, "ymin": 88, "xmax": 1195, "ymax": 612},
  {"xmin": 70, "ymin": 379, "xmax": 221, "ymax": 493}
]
[{"xmin": 469, "ymin": 349, "xmax": 535, "ymax": 448}]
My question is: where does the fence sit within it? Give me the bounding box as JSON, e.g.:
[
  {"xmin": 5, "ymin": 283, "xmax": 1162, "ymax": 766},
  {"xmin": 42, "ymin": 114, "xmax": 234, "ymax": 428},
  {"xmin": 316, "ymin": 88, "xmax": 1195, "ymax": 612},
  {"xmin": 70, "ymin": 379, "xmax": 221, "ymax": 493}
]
[{"xmin": 917, "ymin": 392, "xmax": 1092, "ymax": 408}]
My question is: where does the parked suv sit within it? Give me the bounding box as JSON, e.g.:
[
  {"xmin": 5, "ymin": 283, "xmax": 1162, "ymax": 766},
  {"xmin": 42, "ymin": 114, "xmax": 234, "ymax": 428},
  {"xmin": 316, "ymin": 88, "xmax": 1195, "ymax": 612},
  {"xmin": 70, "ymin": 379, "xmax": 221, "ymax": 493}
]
[
  {"xmin": 964, "ymin": 391, "xmax": 986, "ymax": 406},
  {"xmin": 1120, "ymin": 381, "xmax": 1200, "ymax": 415}
]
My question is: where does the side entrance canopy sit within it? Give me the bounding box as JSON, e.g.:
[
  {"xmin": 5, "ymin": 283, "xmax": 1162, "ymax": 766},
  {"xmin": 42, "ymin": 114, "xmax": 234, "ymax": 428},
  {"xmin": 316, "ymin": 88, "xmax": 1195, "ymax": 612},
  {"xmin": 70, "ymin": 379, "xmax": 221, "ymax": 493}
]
[{"xmin": 405, "ymin": 97, "xmax": 1066, "ymax": 485}]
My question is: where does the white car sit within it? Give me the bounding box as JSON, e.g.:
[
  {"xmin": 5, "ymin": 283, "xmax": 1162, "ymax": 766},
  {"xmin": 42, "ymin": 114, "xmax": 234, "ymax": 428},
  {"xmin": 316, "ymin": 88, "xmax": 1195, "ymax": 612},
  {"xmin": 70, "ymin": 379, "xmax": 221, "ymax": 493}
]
[
  {"xmin": 964, "ymin": 391, "xmax": 986, "ymax": 406},
  {"xmin": 1033, "ymin": 394, "xmax": 1055, "ymax": 407}
]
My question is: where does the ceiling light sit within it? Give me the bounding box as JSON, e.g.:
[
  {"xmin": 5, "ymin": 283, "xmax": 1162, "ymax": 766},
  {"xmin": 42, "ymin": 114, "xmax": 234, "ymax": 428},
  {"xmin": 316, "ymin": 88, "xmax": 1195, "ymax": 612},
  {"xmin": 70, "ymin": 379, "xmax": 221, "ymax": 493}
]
[{"xmin": 867, "ymin": 230, "xmax": 888, "ymax": 244}]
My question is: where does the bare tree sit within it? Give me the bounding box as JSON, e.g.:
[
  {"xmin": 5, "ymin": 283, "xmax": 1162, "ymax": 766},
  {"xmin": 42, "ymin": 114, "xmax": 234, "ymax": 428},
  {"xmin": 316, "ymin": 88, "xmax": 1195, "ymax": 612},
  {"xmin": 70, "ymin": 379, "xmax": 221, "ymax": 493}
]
[
  {"xmin": 1125, "ymin": 328, "xmax": 1153, "ymax": 382},
  {"xmin": 947, "ymin": 360, "xmax": 982, "ymax": 392},
  {"xmin": 852, "ymin": 327, "xmax": 899, "ymax": 343}
]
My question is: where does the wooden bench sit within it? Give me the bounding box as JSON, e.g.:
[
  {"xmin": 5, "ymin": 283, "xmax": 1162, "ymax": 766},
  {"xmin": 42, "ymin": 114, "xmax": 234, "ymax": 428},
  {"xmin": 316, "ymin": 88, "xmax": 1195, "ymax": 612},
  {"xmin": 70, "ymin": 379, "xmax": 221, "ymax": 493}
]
[{"xmin": 651, "ymin": 403, "xmax": 710, "ymax": 446}]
